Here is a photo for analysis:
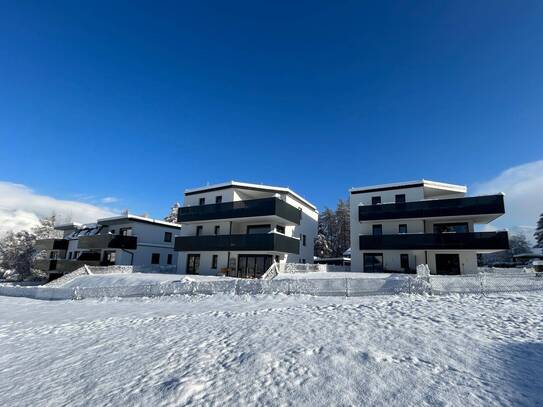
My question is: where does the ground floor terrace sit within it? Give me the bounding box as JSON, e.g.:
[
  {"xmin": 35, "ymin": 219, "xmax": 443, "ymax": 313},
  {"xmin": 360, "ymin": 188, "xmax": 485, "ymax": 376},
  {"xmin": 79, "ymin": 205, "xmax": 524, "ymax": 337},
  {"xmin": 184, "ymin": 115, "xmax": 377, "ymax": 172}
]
[
  {"xmin": 178, "ymin": 251, "xmax": 301, "ymax": 278},
  {"xmin": 355, "ymin": 250, "xmax": 481, "ymax": 275},
  {"xmin": 0, "ymin": 292, "xmax": 541, "ymax": 406}
]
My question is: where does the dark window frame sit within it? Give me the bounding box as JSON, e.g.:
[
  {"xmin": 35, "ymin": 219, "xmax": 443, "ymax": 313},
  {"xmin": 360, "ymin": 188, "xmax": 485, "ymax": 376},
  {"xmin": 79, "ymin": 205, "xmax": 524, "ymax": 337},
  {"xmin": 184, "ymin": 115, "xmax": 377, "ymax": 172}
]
[
  {"xmin": 399, "ymin": 224, "xmax": 407, "ymax": 234},
  {"xmin": 364, "ymin": 253, "xmax": 384, "ymax": 273},
  {"xmin": 246, "ymin": 224, "xmax": 271, "ymax": 234},
  {"xmin": 164, "ymin": 231, "xmax": 172, "ymax": 242},
  {"xmin": 372, "ymin": 196, "xmax": 382, "ymax": 205},
  {"xmin": 215, "ymin": 196, "xmax": 222, "ymax": 204},
  {"xmin": 196, "ymin": 225, "xmax": 203, "ymax": 236},
  {"xmin": 400, "ymin": 254, "xmax": 409, "ymax": 271},
  {"xmin": 395, "ymin": 194, "xmax": 406, "ymax": 203},
  {"xmin": 214, "ymin": 225, "xmax": 220, "ymax": 235},
  {"xmin": 151, "ymin": 253, "xmax": 160, "ymax": 265},
  {"xmin": 199, "ymin": 197, "xmax": 205, "ymax": 206},
  {"xmin": 167, "ymin": 254, "xmax": 173, "ymax": 265},
  {"xmin": 302, "ymin": 234, "xmax": 307, "ymax": 246},
  {"xmin": 211, "ymin": 254, "xmax": 218, "ymax": 269},
  {"xmin": 276, "ymin": 225, "xmax": 285, "ymax": 234},
  {"xmin": 372, "ymin": 224, "xmax": 383, "ymax": 236}
]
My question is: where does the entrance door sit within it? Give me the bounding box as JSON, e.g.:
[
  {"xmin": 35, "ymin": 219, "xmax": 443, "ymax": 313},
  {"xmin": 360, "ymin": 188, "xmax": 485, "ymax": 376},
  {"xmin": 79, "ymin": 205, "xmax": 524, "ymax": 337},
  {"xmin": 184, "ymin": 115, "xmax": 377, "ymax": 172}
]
[
  {"xmin": 435, "ymin": 254, "xmax": 461, "ymax": 275},
  {"xmin": 364, "ymin": 253, "xmax": 384, "ymax": 273},
  {"xmin": 237, "ymin": 255, "xmax": 272, "ymax": 278},
  {"xmin": 186, "ymin": 254, "xmax": 200, "ymax": 275}
]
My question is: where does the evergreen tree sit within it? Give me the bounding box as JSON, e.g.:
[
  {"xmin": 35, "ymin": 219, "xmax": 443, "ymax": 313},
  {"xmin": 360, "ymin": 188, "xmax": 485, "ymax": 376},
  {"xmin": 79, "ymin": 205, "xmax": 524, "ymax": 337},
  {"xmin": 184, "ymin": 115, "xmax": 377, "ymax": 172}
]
[
  {"xmin": 164, "ymin": 202, "xmax": 181, "ymax": 223},
  {"xmin": 535, "ymin": 213, "xmax": 543, "ymax": 248},
  {"xmin": 32, "ymin": 214, "xmax": 62, "ymax": 240},
  {"xmin": 335, "ymin": 199, "xmax": 350, "ymax": 257},
  {"xmin": 0, "ymin": 231, "xmax": 35, "ymax": 280}
]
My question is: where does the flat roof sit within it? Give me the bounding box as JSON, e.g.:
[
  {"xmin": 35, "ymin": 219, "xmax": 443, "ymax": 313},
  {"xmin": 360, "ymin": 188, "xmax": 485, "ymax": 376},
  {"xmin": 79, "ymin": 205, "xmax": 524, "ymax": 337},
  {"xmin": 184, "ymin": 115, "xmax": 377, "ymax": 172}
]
[
  {"xmin": 350, "ymin": 179, "xmax": 467, "ymax": 194},
  {"xmin": 184, "ymin": 180, "xmax": 317, "ymax": 211},
  {"xmin": 97, "ymin": 214, "xmax": 182, "ymax": 229}
]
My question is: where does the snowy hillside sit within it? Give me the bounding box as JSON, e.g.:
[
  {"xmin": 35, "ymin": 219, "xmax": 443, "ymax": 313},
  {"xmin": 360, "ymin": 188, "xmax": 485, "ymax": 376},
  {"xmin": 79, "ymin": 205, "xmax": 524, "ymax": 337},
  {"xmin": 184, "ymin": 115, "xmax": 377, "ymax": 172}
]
[{"xmin": 1, "ymin": 293, "xmax": 542, "ymax": 406}]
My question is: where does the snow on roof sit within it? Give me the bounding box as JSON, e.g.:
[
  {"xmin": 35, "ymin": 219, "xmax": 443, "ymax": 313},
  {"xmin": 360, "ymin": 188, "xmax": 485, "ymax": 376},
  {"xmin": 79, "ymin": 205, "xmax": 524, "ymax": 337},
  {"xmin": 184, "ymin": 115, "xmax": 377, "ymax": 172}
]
[
  {"xmin": 54, "ymin": 222, "xmax": 83, "ymax": 231},
  {"xmin": 97, "ymin": 214, "xmax": 182, "ymax": 228},
  {"xmin": 349, "ymin": 179, "xmax": 467, "ymax": 194},
  {"xmin": 184, "ymin": 180, "xmax": 317, "ymax": 211}
]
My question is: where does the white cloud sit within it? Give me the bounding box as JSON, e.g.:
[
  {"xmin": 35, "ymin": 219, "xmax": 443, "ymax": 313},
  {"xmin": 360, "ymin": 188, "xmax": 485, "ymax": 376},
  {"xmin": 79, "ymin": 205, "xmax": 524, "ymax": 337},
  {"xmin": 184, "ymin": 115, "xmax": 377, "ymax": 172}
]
[
  {"xmin": 101, "ymin": 196, "xmax": 119, "ymax": 204},
  {"xmin": 0, "ymin": 181, "xmax": 117, "ymax": 235},
  {"xmin": 472, "ymin": 160, "xmax": 543, "ymax": 241}
]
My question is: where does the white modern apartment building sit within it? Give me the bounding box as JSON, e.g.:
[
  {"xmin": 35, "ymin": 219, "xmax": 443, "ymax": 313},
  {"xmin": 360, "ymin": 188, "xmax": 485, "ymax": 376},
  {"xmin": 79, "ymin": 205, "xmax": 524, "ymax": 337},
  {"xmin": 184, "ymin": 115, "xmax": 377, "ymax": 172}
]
[
  {"xmin": 174, "ymin": 181, "xmax": 318, "ymax": 277},
  {"xmin": 349, "ymin": 180, "xmax": 509, "ymax": 275},
  {"xmin": 35, "ymin": 214, "xmax": 181, "ymax": 280}
]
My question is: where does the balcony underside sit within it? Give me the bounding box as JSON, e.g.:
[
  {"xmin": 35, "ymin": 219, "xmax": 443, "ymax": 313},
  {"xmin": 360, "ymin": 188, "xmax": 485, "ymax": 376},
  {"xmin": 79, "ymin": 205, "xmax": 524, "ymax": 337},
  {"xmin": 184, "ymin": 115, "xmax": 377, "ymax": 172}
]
[
  {"xmin": 77, "ymin": 235, "xmax": 137, "ymax": 250},
  {"xmin": 175, "ymin": 233, "xmax": 300, "ymax": 254},
  {"xmin": 359, "ymin": 194, "xmax": 505, "ymax": 222},
  {"xmin": 34, "ymin": 239, "xmax": 69, "ymax": 251},
  {"xmin": 178, "ymin": 197, "xmax": 301, "ymax": 225},
  {"xmin": 359, "ymin": 231, "xmax": 509, "ymax": 252}
]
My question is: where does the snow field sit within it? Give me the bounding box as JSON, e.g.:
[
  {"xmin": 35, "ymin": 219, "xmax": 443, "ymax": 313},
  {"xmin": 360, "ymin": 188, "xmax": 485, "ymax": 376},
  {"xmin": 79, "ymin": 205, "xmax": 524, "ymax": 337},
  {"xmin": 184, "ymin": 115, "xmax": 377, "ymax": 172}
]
[{"xmin": 0, "ymin": 293, "xmax": 542, "ymax": 406}]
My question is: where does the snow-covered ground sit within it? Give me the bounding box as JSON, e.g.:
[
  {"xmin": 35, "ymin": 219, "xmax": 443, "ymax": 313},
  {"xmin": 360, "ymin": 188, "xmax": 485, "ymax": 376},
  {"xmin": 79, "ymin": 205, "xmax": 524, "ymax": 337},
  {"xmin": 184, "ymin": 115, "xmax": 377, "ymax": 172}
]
[
  {"xmin": 274, "ymin": 271, "xmax": 410, "ymax": 280},
  {"xmin": 62, "ymin": 273, "xmax": 230, "ymax": 288},
  {"xmin": 1, "ymin": 293, "xmax": 542, "ymax": 406}
]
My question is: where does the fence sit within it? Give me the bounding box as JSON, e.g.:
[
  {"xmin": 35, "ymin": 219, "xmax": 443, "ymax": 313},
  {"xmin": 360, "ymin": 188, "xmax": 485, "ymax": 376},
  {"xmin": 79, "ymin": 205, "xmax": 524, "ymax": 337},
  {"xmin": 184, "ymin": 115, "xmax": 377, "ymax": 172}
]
[{"xmin": 429, "ymin": 272, "xmax": 543, "ymax": 295}]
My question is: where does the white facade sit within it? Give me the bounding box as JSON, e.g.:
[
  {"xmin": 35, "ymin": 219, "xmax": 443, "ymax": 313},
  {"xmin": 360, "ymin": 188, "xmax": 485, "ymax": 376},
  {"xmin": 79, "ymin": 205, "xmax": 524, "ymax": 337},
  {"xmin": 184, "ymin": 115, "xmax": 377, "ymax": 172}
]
[
  {"xmin": 176, "ymin": 181, "xmax": 318, "ymax": 277},
  {"xmin": 38, "ymin": 215, "xmax": 181, "ymax": 274},
  {"xmin": 349, "ymin": 180, "xmax": 508, "ymax": 275}
]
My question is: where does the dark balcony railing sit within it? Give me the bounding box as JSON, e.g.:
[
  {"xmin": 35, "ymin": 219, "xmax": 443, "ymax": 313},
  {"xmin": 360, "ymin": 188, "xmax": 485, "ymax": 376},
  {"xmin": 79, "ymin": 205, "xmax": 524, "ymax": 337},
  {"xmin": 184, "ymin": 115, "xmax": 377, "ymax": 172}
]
[
  {"xmin": 33, "ymin": 259, "xmax": 103, "ymax": 273},
  {"xmin": 359, "ymin": 194, "xmax": 505, "ymax": 221},
  {"xmin": 77, "ymin": 235, "xmax": 137, "ymax": 250},
  {"xmin": 175, "ymin": 233, "xmax": 300, "ymax": 254},
  {"xmin": 359, "ymin": 231, "xmax": 509, "ymax": 251},
  {"xmin": 34, "ymin": 238, "xmax": 69, "ymax": 251},
  {"xmin": 178, "ymin": 197, "xmax": 301, "ymax": 224}
]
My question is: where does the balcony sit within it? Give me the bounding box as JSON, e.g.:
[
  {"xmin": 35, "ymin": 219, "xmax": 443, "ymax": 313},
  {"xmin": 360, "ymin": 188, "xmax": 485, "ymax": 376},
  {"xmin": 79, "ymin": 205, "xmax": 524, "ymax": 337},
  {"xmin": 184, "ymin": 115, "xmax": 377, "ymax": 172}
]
[
  {"xmin": 77, "ymin": 234, "xmax": 137, "ymax": 250},
  {"xmin": 34, "ymin": 238, "xmax": 69, "ymax": 251},
  {"xmin": 174, "ymin": 233, "xmax": 300, "ymax": 254},
  {"xmin": 33, "ymin": 259, "xmax": 102, "ymax": 273},
  {"xmin": 178, "ymin": 197, "xmax": 301, "ymax": 224},
  {"xmin": 359, "ymin": 231, "xmax": 509, "ymax": 251},
  {"xmin": 359, "ymin": 194, "xmax": 505, "ymax": 222}
]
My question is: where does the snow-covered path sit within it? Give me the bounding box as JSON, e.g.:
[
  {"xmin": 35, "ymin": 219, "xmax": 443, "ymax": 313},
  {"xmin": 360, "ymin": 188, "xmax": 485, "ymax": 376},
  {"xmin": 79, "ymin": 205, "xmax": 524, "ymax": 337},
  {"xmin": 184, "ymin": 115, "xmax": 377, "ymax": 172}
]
[{"xmin": 1, "ymin": 293, "xmax": 542, "ymax": 406}]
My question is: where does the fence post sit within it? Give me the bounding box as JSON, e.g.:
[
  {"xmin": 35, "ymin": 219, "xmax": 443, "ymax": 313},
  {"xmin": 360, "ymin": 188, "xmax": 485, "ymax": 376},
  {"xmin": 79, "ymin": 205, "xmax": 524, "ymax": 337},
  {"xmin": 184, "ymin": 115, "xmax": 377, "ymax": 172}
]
[{"xmin": 345, "ymin": 278, "xmax": 349, "ymax": 297}]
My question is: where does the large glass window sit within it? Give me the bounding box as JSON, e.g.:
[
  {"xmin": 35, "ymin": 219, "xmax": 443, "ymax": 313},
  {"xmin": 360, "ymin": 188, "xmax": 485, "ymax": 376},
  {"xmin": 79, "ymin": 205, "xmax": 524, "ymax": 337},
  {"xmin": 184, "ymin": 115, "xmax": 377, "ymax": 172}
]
[
  {"xmin": 215, "ymin": 196, "xmax": 222, "ymax": 204},
  {"xmin": 246, "ymin": 224, "xmax": 271, "ymax": 234},
  {"xmin": 395, "ymin": 194, "xmax": 406, "ymax": 203},
  {"xmin": 364, "ymin": 253, "xmax": 383, "ymax": 273},
  {"xmin": 433, "ymin": 223, "xmax": 469, "ymax": 234}
]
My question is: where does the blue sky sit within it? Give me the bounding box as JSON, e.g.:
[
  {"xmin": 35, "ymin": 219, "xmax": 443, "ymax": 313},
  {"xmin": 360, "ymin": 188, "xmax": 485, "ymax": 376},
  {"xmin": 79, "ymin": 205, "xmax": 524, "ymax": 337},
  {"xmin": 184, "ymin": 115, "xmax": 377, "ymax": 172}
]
[{"xmin": 0, "ymin": 1, "xmax": 542, "ymax": 223}]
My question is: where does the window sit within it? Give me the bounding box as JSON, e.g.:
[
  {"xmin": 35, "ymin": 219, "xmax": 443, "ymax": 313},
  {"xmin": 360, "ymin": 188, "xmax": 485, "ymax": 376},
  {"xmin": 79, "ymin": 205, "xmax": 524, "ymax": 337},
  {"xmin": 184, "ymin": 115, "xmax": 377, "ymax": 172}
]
[
  {"xmin": 214, "ymin": 225, "xmax": 220, "ymax": 235},
  {"xmin": 302, "ymin": 234, "xmax": 307, "ymax": 246},
  {"xmin": 433, "ymin": 223, "xmax": 469, "ymax": 234},
  {"xmin": 110, "ymin": 229, "xmax": 115, "ymax": 235},
  {"xmin": 164, "ymin": 232, "xmax": 172, "ymax": 242},
  {"xmin": 372, "ymin": 224, "xmax": 383, "ymax": 236},
  {"xmin": 364, "ymin": 253, "xmax": 383, "ymax": 273},
  {"xmin": 68, "ymin": 252, "xmax": 72, "ymax": 259},
  {"xmin": 73, "ymin": 251, "xmax": 79, "ymax": 260},
  {"xmin": 395, "ymin": 194, "xmax": 406, "ymax": 203},
  {"xmin": 167, "ymin": 254, "xmax": 173, "ymax": 265},
  {"xmin": 302, "ymin": 259, "xmax": 306, "ymax": 264},
  {"xmin": 196, "ymin": 225, "xmax": 203, "ymax": 236},
  {"xmin": 199, "ymin": 197, "xmax": 205, "ymax": 206},
  {"xmin": 246, "ymin": 224, "xmax": 270, "ymax": 234},
  {"xmin": 399, "ymin": 224, "xmax": 407, "ymax": 234},
  {"xmin": 49, "ymin": 251, "xmax": 56, "ymax": 259},
  {"xmin": 400, "ymin": 254, "xmax": 409, "ymax": 271},
  {"xmin": 276, "ymin": 225, "xmax": 285, "ymax": 234},
  {"xmin": 151, "ymin": 253, "xmax": 160, "ymax": 264},
  {"xmin": 120, "ymin": 227, "xmax": 132, "ymax": 236},
  {"xmin": 211, "ymin": 255, "xmax": 218, "ymax": 269},
  {"xmin": 215, "ymin": 196, "xmax": 222, "ymax": 204},
  {"xmin": 372, "ymin": 196, "xmax": 381, "ymax": 205}
]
